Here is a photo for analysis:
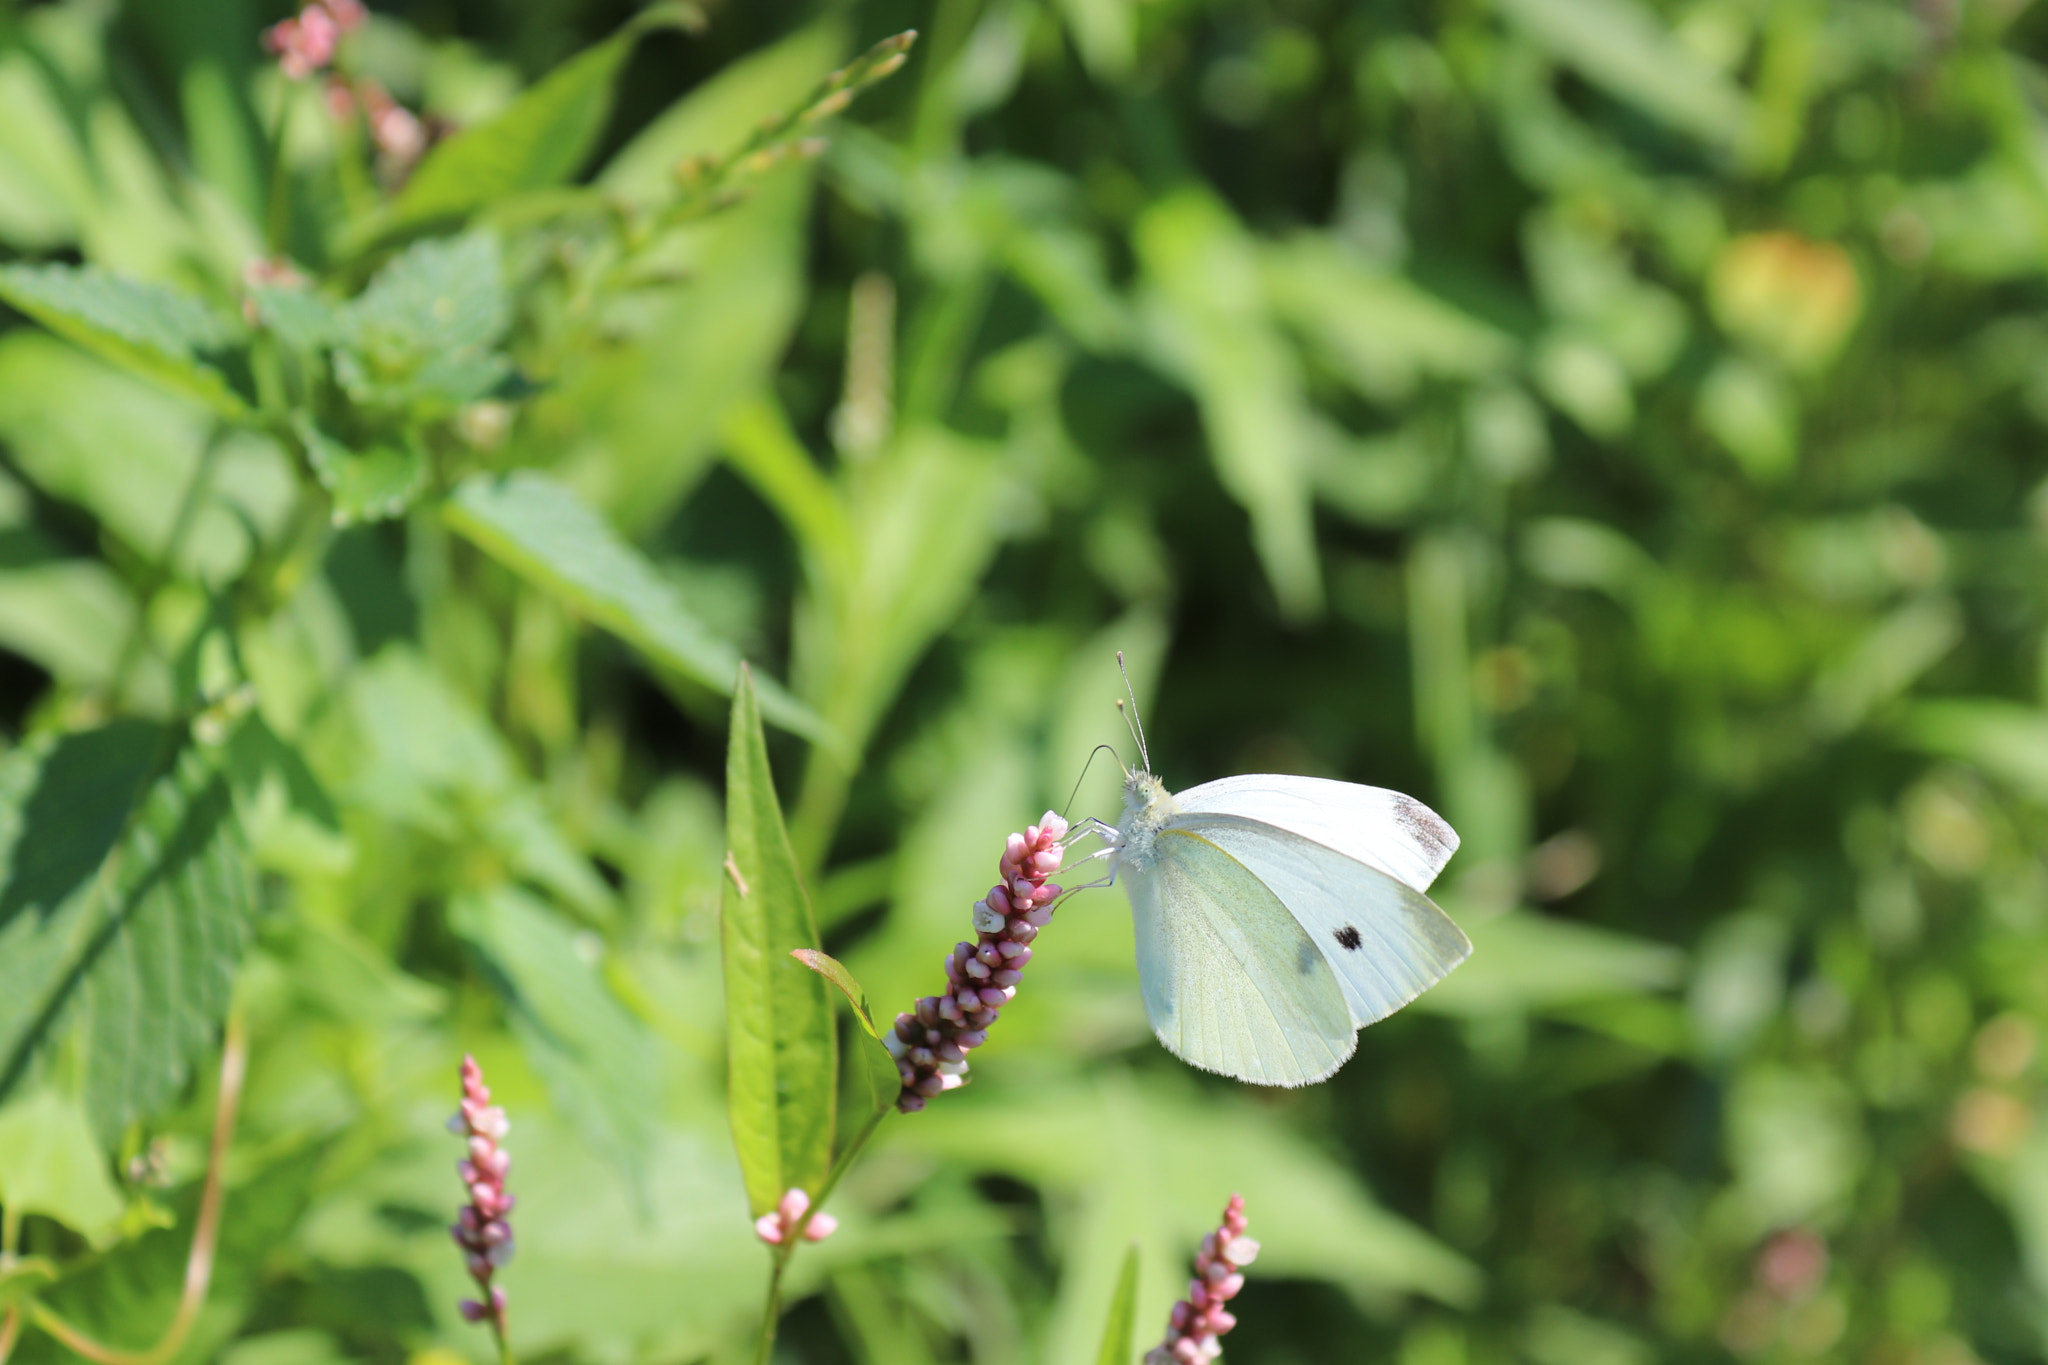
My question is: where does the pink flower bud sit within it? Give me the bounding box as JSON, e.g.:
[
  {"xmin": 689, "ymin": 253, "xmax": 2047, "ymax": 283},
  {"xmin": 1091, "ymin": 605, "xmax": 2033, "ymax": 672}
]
[
  {"xmin": 804, "ymin": 1213, "xmax": 838, "ymax": 1241},
  {"xmin": 754, "ymin": 1212, "xmax": 785, "ymax": 1244}
]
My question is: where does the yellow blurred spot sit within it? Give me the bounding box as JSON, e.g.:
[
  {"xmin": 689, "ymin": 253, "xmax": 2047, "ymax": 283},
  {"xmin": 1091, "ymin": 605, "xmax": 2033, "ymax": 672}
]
[
  {"xmin": 409, "ymin": 1351, "xmax": 472, "ymax": 1365},
  {"xmin": 1901, "ymin": 778, "xmax": 1990, "ymax": 879},
  {"xmin": 1950, "ymin": 1087, "xmax": 2031, "ymax": 1157},
  {"xmin": 1973, "ymin": 1013, "xmax": 2036, "ymax": 1081},
  {"xmin": 1709, "ymin": 231, "xmax": 1862, "ymax": 371}
]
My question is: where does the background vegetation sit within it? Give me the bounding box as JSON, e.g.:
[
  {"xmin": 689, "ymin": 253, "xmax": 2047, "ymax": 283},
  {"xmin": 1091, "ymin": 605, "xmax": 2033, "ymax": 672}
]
[{"xmin": 0, "ymin": 0, "xmax": 2044, "ymax": 1361}]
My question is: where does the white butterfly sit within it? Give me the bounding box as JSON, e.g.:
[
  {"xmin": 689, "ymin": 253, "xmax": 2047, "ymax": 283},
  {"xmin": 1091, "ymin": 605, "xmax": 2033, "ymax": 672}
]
[{"xmin": 1080, "ymin": 668, "xmax": 1471, "ymax": 1087}]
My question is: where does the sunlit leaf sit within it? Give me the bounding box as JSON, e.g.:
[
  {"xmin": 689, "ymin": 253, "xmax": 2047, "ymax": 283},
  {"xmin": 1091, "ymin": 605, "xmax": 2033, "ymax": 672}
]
[
  {"xmin": 791, "ymin": 948, "xmax": 901, "ymax": 1118},
  {"xmin": 1135, "ymin": 190, "xmax": 1320, "ymax": 621},
  {"xmin": 0, "ymin": 261, "xmax": 247, "ymax": 417},
  {"xmin": 0, "ymin": 1086, "xmax": 124, "ymax": 1243},
  {"xmin": 1093, "ymin": 1243, "xmax": 1141, "ymax": 1365},
  {"xmin": 452, "ymin": 884, "xmax": 659, "ymax": 1189},
  {"xmin": 385, "ymin": 7, "xmax": 689, "ymax": 234},
  {"xmin": 445, "ymin": 470, "xmax": 830, "ymax": 744},
  {"xmin": 722, "ymin": 665, "xmax": 836, "ymax": 1217}
]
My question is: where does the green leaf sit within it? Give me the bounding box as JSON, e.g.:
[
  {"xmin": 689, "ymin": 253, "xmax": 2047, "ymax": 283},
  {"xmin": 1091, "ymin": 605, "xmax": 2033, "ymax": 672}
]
[
  {"xmin": 0, "ymin": 1086, "xmax": 124, "ymax": 1243},
  {"xmin": 1262, "ymin": 234, "xmax": 1518, "ymax": 401},
  {"xmin": 1093, "ymin": 1243, "xmax": 1142, "ymax": 1365},
  {"xmin": 246, "ymin": 283, "xmax": 341, "ymax": 357},
  {"xmin": 444, "ymin": 471, "xmax": 830, "ymax": 744},
  {"xmin": 791, "ymin": 948, "xmax": 902, "ymax": 1117},
  {"xmin": 292, "ymin": 415, "xmax": 429, "ymax": 526},
  {"xmin": 452, "ymin": 884, "xmax": 659, "ymax": 1189},
  {"xmin": 1135, "ymin": 190, "xmax": 1321, "ymax": 621},
  {"xmin": 721, "ymin": 665, "xmax": 835, "ymax": 1217},
  {"xmin": 0, "ymin": 262, "xmax": 247, "ymax": 418},
  {"xmin": 1902, "ymin": 699, "xmax": 2048, "ymax": 803},
  {"xmin": 335, "ymin": 233, "xmax": 512, "ymax": 411},
  {"xmin": 1495, "ymin": 0, "xmax": 1749, "ymax": 146},
  {"xmin": 0, "ymin": 720, "xmax": 255, "ymax": 1139},
  {"xmin": 385, "ymin": 9, "xmax": 683, "ymax": 233},
  {"xmin": 1419, "ymin": 911, "xmax": 1683, "ymax": 1016}
]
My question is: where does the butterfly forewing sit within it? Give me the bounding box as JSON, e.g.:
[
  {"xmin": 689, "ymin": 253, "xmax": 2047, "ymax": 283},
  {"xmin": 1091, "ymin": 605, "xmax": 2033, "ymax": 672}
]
[
  {"xmin": 1165, "ymin": 812, "xmax": 1471, "ymax": 1028},
  {"xmin": 1171, "ymin": 775, "xmax": 1458, "ymax": 892},
  {"xmin": 1129, "ymin": 828, "xmax": 1355, "ymax": 1087}
]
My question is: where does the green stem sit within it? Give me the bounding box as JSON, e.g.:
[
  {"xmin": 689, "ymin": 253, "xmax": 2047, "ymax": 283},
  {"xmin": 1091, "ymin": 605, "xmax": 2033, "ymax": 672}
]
[
  {"xmin": 264, "ymin": 82, "xmax": 299, "ymax": 255},
  {"xmin": 20, "ymin": 1015, "xmax": 247, "ymax": 1365},
  {"xmin": 0, "ymin": 1304, "xmax": 18, "ymax": 1365},
  {"xmin": 105, "ymin": 425, "xmax": 229, "ymax": 710},
  {"xmin": 747, "ymin": 1105, "xmax": 891, "ymax": 1365},
  {"xmin": 493, "ymin": 1319, "xmax": 515, "ymax": 1365},
  {"xmin": 752, "ymin": 1253, "xmax": 790, "ymax": 1365}
]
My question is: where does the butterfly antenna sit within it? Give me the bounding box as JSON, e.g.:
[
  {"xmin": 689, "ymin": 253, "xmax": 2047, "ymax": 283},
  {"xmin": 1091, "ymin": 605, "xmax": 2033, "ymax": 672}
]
[
  {"xmin": 1061, "ymin": 743, "xmax": 1126, "ymax": 819},
  {"xmin": 1116, "ymin": 651, "xmax": 1151, "ymax": 772}
]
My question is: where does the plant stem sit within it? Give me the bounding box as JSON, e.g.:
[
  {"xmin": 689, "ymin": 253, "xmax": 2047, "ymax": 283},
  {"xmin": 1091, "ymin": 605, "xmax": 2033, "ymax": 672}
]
[
  {"xmin": 20, "ymin": 1012, "xmax": 248, "ymax": 1365},
  {"xmin": 0, "ymin": 1305, "xmax": 18, "ymax": 1364},
  {"xmin": 265, "ymin": 83, "xmax": 299, "ymax": 255},
  {"xmin": 494, "ymin": 1320, "xmax": 515, "ymax": 1365},
  {"xmin": 751, "ymin": 1250, "xmax": 790, "ymax": 1365},
  {"xmin": 104, "ymin": 425, "xmax": 229, "ymax": 711},
  {"xmin": 746, "ymin": 1105, "xmax": 890, "ymax": 1365}
]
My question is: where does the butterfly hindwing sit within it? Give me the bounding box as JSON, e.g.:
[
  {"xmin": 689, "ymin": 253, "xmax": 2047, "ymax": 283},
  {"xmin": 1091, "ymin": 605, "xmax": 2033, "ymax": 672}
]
[
  {"xmin": 1166, "ymin": 812, "xmax": 1472, "ymax": 1028},
  {"xmin": 1128, "ymin": 827, "xmax": 1355, "ymax": 1087}
]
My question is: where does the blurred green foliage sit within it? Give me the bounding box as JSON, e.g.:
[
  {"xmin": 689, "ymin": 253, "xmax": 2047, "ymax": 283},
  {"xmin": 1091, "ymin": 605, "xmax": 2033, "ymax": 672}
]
[{"xmin": 0, "ymin": 0, "xmax": 2045, "ymax": 1362}]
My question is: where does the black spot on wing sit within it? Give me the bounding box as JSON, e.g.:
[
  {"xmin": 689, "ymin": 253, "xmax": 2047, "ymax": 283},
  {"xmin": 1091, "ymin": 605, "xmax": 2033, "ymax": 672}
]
[{"xmin": 1333, "ymin": 924, "xmax": 1363, "ymax": 951}]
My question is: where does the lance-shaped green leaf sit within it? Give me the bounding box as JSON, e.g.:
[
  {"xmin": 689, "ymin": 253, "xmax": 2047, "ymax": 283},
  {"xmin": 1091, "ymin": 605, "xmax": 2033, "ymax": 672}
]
[
  {"xmin": 445, "ymin": 471, "xmax": 830, "ymax": 744},
  {"xmin": 1094, "ymin": 1243, "xmax": 1142, "ymax": 1365},
  {"xmin": 382, "ymin": 5, "xmax": 690, "ymax": 234},
  {"xmin": 0, "ymin": 720, "xmax": 255, "ymax": 1140},
  {"xmin": 722, "ymin": 666, "xmax": 835, "ymax": 1217},
  {"xmin": 0, "ymin": 263, "xmax": 247, "ymax": 418},
  {"xmin": 791, "ymin": 948, "xmax": 901, "ymax": 1118}
]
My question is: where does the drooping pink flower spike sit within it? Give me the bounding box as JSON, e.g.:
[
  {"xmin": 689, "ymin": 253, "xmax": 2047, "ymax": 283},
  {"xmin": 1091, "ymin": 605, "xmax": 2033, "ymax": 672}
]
[
  {"xmin": 885, "ymin": 811, "xmax": 1069, "ymax": 1111},
  {"xmin": 753, "ymin": 1187, "xmax": 839, "ymax": 1246},
  {"xmin": 448, "ymin": 1054, "xmax": 514, "ymax": 1343},
  {"xmin": 1146, "ymin": 1194, "xmax": 1259, "ymax": 1365}
]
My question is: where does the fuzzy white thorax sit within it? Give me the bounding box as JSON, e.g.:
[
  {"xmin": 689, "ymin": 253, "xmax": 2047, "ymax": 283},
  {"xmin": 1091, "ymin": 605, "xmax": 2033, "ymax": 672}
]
[{"xmin": 1111, "ymin": 770, "xmax": 1178, "ymax": 875}]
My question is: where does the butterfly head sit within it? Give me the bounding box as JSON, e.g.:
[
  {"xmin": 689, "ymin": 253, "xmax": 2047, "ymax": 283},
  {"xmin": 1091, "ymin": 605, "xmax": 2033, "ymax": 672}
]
[{"xmin": 1113, "ymin": 768, "xmax": 1175, "ymax": 872}]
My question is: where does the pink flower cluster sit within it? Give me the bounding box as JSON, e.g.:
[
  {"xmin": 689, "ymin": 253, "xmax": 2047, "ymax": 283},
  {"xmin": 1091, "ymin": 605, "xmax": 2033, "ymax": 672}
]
[
  {"xmin": 885, "ymin": 812, "xmax": 1068, "ymax": 1111},
  {"xmin": 753, "ymin": 1187, "xmax": 838, "ymax": 1246},
  {"xmin": 262, "ymin": 0, "xmax": 365, "ymax": 81},
  {"xmin": 448, "ymin": 1054, "xmax": 514, "ymax": 1336},
  {"xmin": 1145, "ymin": 1195, "xmax": 1259, "ymax": 1365}
]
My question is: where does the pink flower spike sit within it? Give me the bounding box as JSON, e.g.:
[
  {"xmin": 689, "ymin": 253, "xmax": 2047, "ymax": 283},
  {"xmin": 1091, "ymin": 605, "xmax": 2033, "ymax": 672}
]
[
  {"xmin": 448, "ymin": 1055, "xmax": 512, "ymax": 1342},
  {"xmin": 886, "ymin": 813, "xmax": 1070, "ymax": 1111},
  {"xmin": 1148, "ymin": 1196, "xmax": 1253, "ymax": 1365}
]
